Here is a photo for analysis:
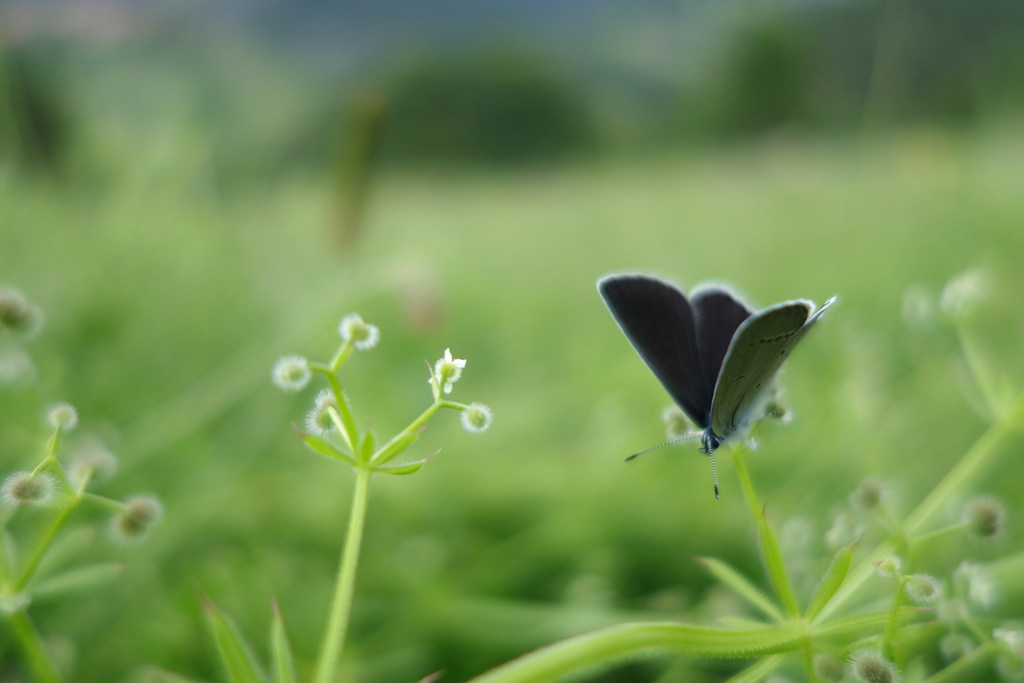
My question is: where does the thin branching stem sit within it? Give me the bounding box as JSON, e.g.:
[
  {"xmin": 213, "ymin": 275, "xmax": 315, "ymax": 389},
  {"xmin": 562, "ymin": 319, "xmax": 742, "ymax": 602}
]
[
  {"xmin": 15, "ymin": 497, "xmax": 81, "ymax": 592},
  {"xmin": 7, "ymin": 609, "xmax": 64, "ymax": 683},
  {"xmin": 369, "ymin": 401, "xmax": 443, "ymax": 466},
  {"xmin": 955, "ymin": 322, "xmax": 1001, "ymax": 419},
  {"xmin": 815, "ymin": 391, "xmax": 1024, "ymax": 622},
  {"xmin": 729, "ymin": 445, "xmax": 761, "ymax": 525},
  {"xmin": 314, "ymin": 465, "xmax": 372, "ymax": 683}
]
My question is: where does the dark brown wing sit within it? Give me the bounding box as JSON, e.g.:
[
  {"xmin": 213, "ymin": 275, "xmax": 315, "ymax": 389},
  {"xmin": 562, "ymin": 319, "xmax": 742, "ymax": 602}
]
[
  {"xmin": 690, "ymin": 286, "xmax": 753, "ymax": 402},
  {"xmin": 598, "ymin": 274, "xmax": 712, "ymax": 428}
]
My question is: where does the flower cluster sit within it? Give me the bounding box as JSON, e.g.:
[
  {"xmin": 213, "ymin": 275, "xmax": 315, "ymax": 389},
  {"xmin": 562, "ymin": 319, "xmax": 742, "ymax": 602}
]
[
  {"xmin": 1, "ymin": 401, "xmax": 164, "ymax": 544},
  {"xmin": 272, "ymin": 312, "xmax": 492, "ymax": 475}
]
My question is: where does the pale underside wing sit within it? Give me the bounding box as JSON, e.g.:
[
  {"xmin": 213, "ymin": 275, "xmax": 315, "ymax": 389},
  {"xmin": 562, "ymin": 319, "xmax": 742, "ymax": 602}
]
[{"xmin": 709, "ymin": 297, "xmax": 835, "ymax": 439}]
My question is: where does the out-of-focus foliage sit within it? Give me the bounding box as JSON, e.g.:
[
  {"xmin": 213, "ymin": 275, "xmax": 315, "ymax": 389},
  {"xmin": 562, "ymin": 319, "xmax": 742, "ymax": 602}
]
[
  {"xmin": 379, "ymin": 49, "xmax": 596, "ymax": 165},
  {"xmin": 0, "ymin": 45, "xmax": 73, "ymax": 174},
  {"xmin": 2, "ymin": 1, "xmax": 1024, "ymax": 680}
]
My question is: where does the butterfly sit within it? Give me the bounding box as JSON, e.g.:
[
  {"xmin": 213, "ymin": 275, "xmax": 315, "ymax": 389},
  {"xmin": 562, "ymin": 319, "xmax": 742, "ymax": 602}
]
[{"xmin": 599, "ymin": 273, "xmax": 835, "ymax": 496}]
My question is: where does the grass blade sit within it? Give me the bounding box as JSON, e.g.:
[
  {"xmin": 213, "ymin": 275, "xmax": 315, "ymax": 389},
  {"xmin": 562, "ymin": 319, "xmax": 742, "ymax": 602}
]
[
  {"xmin": 30, "ymin": 563, "xmax": 125, "ymax": 601},
  {"xmin": 805, "ymin": 541, "xmax": 855, "ymax": 620},
  {"xmin": 269, "ymin": 600, "xmax": 297, "ymax": 683},
  {"xmin": 756, "ymin": 507, "xmax": 800, "ymax": 618},
  {"xmin": 202, "ymin": 596, "xmax": 268, "ymax": 683},
  {"xmin": 697, "ymin": 556, "xmax": 784, "ymax": 623}
]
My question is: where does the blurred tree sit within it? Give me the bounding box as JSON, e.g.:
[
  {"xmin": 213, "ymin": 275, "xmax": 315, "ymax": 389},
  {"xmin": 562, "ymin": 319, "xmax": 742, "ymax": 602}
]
[
  {"xmin": 0, "ymin": 45, "xmax": 71, "ymax": 174},
  {"xmin": 711, "ymin": 15, "xmax": 811, "ymax": 136},
  {"xmin": 380, "ymin": 48, "xmax": 596, "ymax": 165}
]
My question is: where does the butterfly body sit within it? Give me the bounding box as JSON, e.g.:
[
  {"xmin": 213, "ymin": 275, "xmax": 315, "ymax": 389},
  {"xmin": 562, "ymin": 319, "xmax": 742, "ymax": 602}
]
[{"xmin": 599, "ymin": 273, "xmax": 834, "ymax": 454}]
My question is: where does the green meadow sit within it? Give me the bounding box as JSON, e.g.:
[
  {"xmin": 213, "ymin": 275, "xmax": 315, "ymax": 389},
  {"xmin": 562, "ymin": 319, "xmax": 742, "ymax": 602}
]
[{"xmin": 3, "ymin": 120, "xmax": 1024, "ymax": 681}]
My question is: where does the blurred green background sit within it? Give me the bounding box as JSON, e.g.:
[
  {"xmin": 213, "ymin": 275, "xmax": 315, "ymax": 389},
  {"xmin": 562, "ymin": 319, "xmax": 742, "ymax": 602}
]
[{"xmin": 2, "ymin": 0, "xmax": 1024, "ymax": 680}]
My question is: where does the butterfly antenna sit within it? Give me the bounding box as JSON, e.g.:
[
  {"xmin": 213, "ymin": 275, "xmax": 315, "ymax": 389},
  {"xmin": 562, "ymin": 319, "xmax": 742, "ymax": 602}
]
[
  {"xmin": 625, "ymin": 432, "xmax": 702, "ymax": 461},
  {"xmin": 709, "ymin": 451, "xmax": 720, "ymax": 500}
]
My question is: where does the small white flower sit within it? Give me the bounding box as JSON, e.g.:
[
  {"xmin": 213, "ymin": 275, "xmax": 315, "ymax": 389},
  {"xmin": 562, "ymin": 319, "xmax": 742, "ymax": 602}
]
[
  {"xmin": 901, "ymin": 284, "xmax": 933, "ymax": 327},
  {"xmin": 460, "ymin": 403, "xmax": 493, "ymax": 433},
  {"xmin": 2, "ymin": 471, "xmax": 57, "ymax": 506},
  {"xmin": 430, "ymin": 348, "xmax": 466, "ymax": 394},
  {"xmin": 0, "ymin": 347, "xmax": 36, "ymax": 385},
  {"xmin": 813, "ymin": 653, "xmax": 844, "ymax": 682},
  {"xmin": 271, "ymin": 355, "xmax": 311, "ymax": 392},
  {"xmin": 964, "ymin": 496, "xmax": 1006, "ymax": 538},
  {"xmin": 109, "ymin": 495, "xmax": 163, "ymax": 543},
  {"xmin": 305, "ymin": 389, "xmax": 338, "ymax": 435},
  {"xmin": 0, "ymin": 287, "xmax": 45, "ymax": 339},
  {"xmin": 68, "ymin": 439, "xmax": 119, "ymax": 486},
  {"xmin": 994, "ymin": 627, "xmax": 1024, "ymax": 660},
  {"xmin": 47, "ymin": 402, "xmax": 79, "ymax": 431},
  {"xmin": 874, "ymin": 555, "xmax": 902, "ymax": 578},
  {"xmin": 849, "ymin": 478, "xmax": 886, "ymax": 511},
  {"xmin": 338, "ymin": 313, "xmax": 380, "ymax": 351},
  {"xmin": 940, "ymin": 634, "xmax": 974, "ymax": 662},
  {"xmin": 849, "ymin": 648, "xmax": 900, "ymax": 683},
  {"xmin": 662, "ymin": 405, "xmax": 690, "ymax": 439},
  {"xmin": 825, "ymin": 511, "xmax": 862, "ymax": 549},
  {"xmin": 940, "ymin": 268, "xmax": 990, "ymax": 319},
  {"xmin": 904, "ymin": 573, "xmax": 942, "ymax": 604},
  {"xmin": 955, "ymin": 561, "xmax": 996, "ymax": 609}
]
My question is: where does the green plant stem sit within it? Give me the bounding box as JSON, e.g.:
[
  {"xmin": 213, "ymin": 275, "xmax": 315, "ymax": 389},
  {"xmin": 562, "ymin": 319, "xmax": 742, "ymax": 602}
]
[
  {"xmin": 815, "ymin": 391, "xmax": 1024, "ymax": 622},
  {"xmin": 81, "ymin": 492, "xmax": 124, "ymax": 512},
  {"xmin": 323, "ymin": 373, "xmax": 359, "ymax": 453},
  {"xmin": 956, "ymin": 323, "xmax": 1000, "ymax": 418},
  {"xmin": 31, "ymin": 430, "xmax": 73, "ymax": 493},
  {"xmin": 370, "ymin": 401, "xmax": 443, "ymax": 466},
  {"xmin": 729, "ymin": 446, "xmax": 761, "ymax": 524},
  {"xmin": 920, "ymin": 641, "xmax": 998, "ymax": 683},
  {"xmin": 882, "ymin": 577, "xmax": 906, "ymax": 663},
  {"xmin": 467, "ymin": 621, "xmax": 808, "ymax": 683},
  {"xmin": 910, "ymin": 523, "xmax": 966, "ymax": 552},
  {"xmin": 7, "ymin": 608, "xmax": 64, "ymax": 683},
  {"xmin": 314, "ymin": 465, "xmax": 372, "ymax": 683},
  {"xmin": 15, "ymin": 497, "xmax": 81, "ymax": 591},
  {"xmin": 730, "ymin": 446, "xmax": 811, "ymax": 677},
  {"xmin": 329, "ymin": 340, "xmax": 354, "ymax": 373}
]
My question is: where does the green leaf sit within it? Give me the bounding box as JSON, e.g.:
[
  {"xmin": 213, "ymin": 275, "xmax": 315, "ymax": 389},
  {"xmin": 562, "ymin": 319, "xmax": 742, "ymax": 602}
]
[
  {"xmin": 756, "ymin": 508, "xmax": 800, "ymax": 618},
  {"xmin": 805, "ymin": 541, "xmax": 855, "ymax": 620},
  {"xmin": 697, "ymin": 557, "xmax": 784, "ymax": 623},
  {"xmin": 816, "ymin": 607, "xmax": 918, "ymax": 638},
  {"xmin": 202, "ymin": 596, "xmax": 268, "ymax": 683},
  {"xmin": 321, "ymin": 374, "xmax": 360, "ymax": 452},
  {"xmin": 30, "ymin": 563, "xmax": 125, "ymax": 601},
  {"xmin": 0, "ymin": 592, "xmax": 30, "ymax": 615},
  {"xmin": 373, "ymin": 450, "xmax": 439, "ymax": 476},
  {"xmin": 359, "ymin": 429, "xmax": 376, "ymax": 462},
  {"xmin": 921, "ymin": 641, "xmax": 998, "ymax": 683},
  {"xmin": 726, "ymin": 654, "xmax": 785, "ymax": 682},
  {"xmin": 467, "ymin": 621, "xmax": 809, "ymax": 683},
  {"xmin": 294, "ymin": 428, "xmax": 358, "ymax": 467},
  {"xmin": 269, "ymin": 601, "xmax": 297, "ymax": 683},
  {"xmin": 370, "ymin": 430, "xmax": 420, "ymax": 466}
]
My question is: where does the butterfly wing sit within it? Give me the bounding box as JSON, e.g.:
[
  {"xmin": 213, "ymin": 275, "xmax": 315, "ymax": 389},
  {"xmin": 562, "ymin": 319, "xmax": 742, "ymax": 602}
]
[
  {"xmin": 598, "ymin": 274, "xmax": 713, "ymax": 428},
  {"xmin": 690, "ymin": 286, "xmax": 753, "ymax": 399},
  {"xmin": 710, "ymin": 297, "xmax": 835, "ymax": 439}
]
